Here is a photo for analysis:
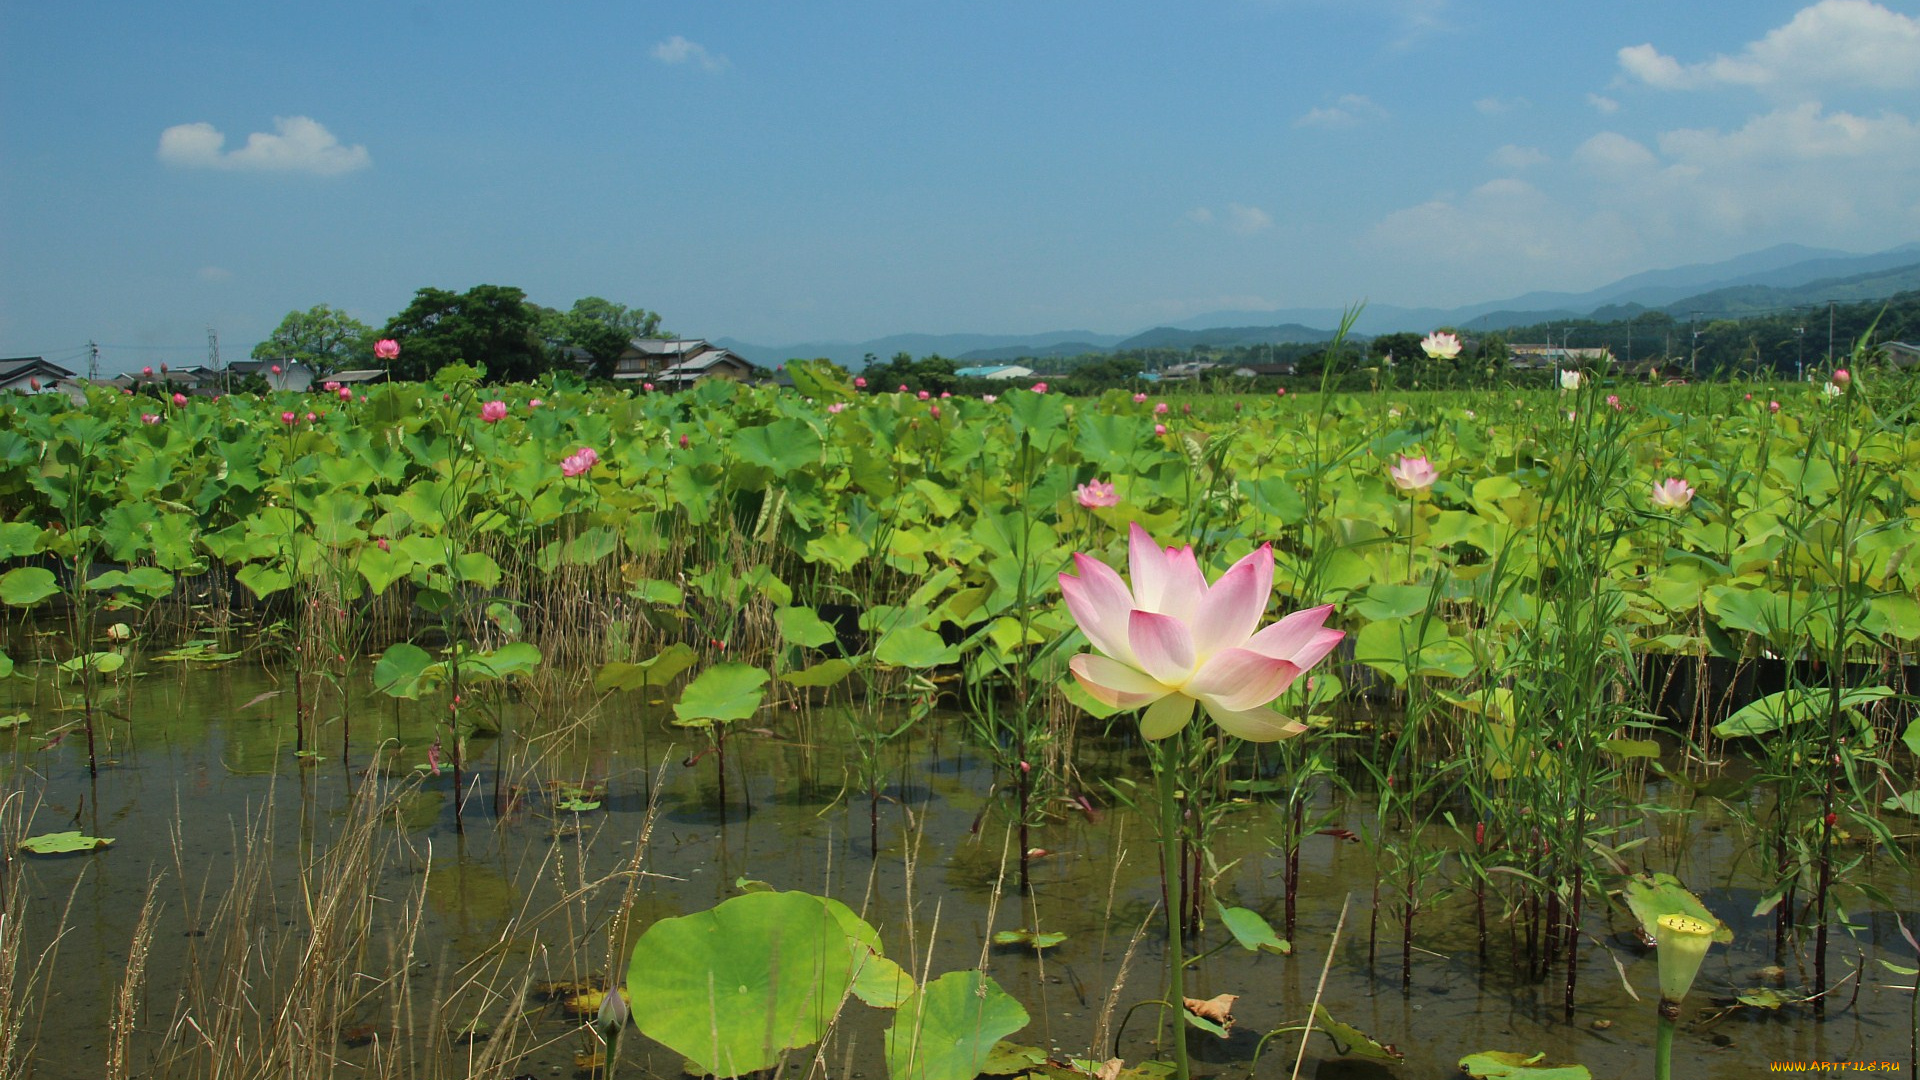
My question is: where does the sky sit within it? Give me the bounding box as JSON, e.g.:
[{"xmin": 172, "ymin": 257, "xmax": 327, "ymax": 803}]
[{"xmin": 5, "ymin": 0, "xmax": 1920, "ymax": 371}]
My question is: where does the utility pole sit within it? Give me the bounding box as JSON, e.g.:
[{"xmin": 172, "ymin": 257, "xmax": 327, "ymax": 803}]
[
  {"xmin": 88, "ymin": 340, "xmax": 99, "ymax": 382},
  {"xmin": 1689, "ymin": 310, "xmax": 1702, "ymax": 378},
  {"xmin": 1795, "ymin": 321, "xmax": 1805, "ymax": 381},
  {"xmin": 1825, "ymin": 299, "xmax": 1838, "ymax": 369},
  {"xmin": 207, "ymin": 328, "xmax": 222, "ymax": 394}
]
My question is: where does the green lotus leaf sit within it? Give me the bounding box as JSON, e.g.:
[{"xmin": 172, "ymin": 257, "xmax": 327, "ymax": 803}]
[
  {"xmin": 1622, "ymin": 873, "xmax": 1732, "ymax": 944},
  {"xmin": 673, "ymin": 663, "xmax": 769, "ymax": 725},
  {"xmin": 1214, "ymin": 901, "xmax": 1291, "ymax": 955},
  {"xmin": 0, "ymin": 567, "xmax": 58, "ymax": 607},
  {"xmin": 626, "ymin": 890, "xmax": 859, "ymax": 1077},
  {"xmin": 873, "ymin": 627, "xmax": 959, "ymax": 669},
  {"xmin": 886, "ymin": 970, "xmax": 1030, "ymax": 1080},
  {"xmin": 1312, "ymin": 1004, "xmax": 1402, "ymax": 1062},
  {"xmin": 596, "ymin": 644, "xmax": 699, "ymax": 693},
  {"xmin": 1458, "ymin": 1051, "xmax": 1593, "ymax": 1079},
  {"xmin": 373, "ymin": 642, "xmax": 438, "ymax": 699},
  {"xmin": 775, "ymin": 606, "xmax": 840, "ymax": 649},
  {"xmin": 20, "ymin": 831, "xmax": 113, "ymax": 855},
  {"xmin": 782, "ymin": 658, "xmax": 856, "ymax": 688}
]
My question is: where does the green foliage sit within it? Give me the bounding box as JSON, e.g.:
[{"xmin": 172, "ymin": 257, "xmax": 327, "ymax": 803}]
[
  {"xmin": 251, "ymin": 303, "xmax": 375, "ymax": 373},
  {"xmin": 885, "ymin": 970, "xmax": 1030, "ymax": 1080},
  {"xmin": 382, "ymin": 284, "xmax": 551, "ymax": 382}
]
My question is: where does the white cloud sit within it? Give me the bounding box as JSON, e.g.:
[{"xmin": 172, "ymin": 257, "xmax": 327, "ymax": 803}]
[
  {"xmin": 1572, "ymin": 131, "xmax": 1658, "ymax": 172},
  {"xmin": 1475, "ymin": 95, "xmax": 1528, "ymax": 115},
  {"xmin": 1619, "ymin": 0, "xmax": 1920, "ymax": 94},
  {"xmin": 1368, "ymin": 177, "xmax": 1640, "ymax": 271},
  {"xmin": 1586, "ymin": 93, "xmax": 1620, "ymax": 114},
  {"xmin": 1185, "ymin": 207, "xmax": 1215, "ymax": 225},
  {"xmin": 1489, "ymin": 144, "xmax": 1549, "ymax": 169},
  {"xmin": 1295, "ymin": 94, "xmax": 1387, "ymax": 129},
  {"xmin": 652, "ymin": 35, "xmax": 728, "ymax": 72},
  {"xmin": 157, "ymin": 117, "xmax": 370, "ymax": 176},
  {"xmin": 1226, "ymin": 204, "xmax": 1274, "ymax": 234},
  {"xmin": 196, "ymin": 266, "xmax": 232, "ymax": 282}
]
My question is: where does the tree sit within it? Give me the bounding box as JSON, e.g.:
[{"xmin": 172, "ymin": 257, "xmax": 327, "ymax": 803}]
[
  {"xmin": 381, "ymin": 285, "xmax": 550, "ymax": 382},
  {"xmin": 252, "ymin": 304, "xmax": 375, "ymax": 374},
  {"xmin": 549, "ymin": 297, "xmax": 671, "ymax": 379}
]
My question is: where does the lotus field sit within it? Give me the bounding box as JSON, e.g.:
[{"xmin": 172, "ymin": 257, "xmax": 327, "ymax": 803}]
[{"xmin": 0, "ymin": 355, "xmax": 1915, "ymax": 1078}]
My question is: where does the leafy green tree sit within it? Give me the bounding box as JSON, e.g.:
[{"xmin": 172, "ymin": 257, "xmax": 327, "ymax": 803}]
[
  {"xmin": 549, "ymin": 297, "xmax": 672, "ymax": 379},
  {"xmin": 251, "ymin": 304, "xmax": 375, "ymax": 374},
  {"xmin": 381, "ymin": 285, "xmax": 550, "ymax": 382}
]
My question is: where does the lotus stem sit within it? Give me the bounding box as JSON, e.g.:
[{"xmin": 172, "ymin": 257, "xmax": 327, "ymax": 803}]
[
  {"xmin": 1654, "ymin": 1004, "xmax": 1676, "ymax": 1080},
  {"xmin": 1153, "ymin": 741, "xmax": 1190, "ymax": 1080}
]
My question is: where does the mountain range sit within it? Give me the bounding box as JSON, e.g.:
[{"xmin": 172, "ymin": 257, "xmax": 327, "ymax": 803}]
[{"xmin": 716, "ymin": 241, "xmax": 1920, "ymax": 367}]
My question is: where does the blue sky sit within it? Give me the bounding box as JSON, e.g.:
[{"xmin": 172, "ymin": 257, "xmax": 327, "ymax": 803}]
[{"xmin": 5, "ymin": 0, "xmax": 1919, "ymax": 370}]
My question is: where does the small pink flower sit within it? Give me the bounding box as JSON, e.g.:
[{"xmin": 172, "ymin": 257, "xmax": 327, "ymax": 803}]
[
  {"xmin": 940, "ymin": 391, "xmax": 951, "ymax": 399},
  {"xmin": 1388, "ymin": 455, "xmax": 1438, "ymax": 491},
  {"xmin": 981, "ymin": 393, "xmax": 998, "ymax": 403},
  {"xmin": 1833, "ymin": 368, "xmax": 1850, "ymax": 387},
  {"xmin": 142, "ymin": 366, "xmax": 153, "ymax": 377},
  {"xmin": 827, "ymin": 401, "xmax": 848, "ymax": 414},
  {"xmin": 1031, "ymin": 382, "xmax": 1048, "ymax": 393},
  {"xmin": 1075, "ymin": 478, "xmax": 1119, "ymax": 508},
  {"xmin": 1154, "ymin": 423, "xmax": 1167, "ymax": 436},
  {"xmin": 899, "ymin": 384, "xmax": 910, "ymax": 393},
  {"xmin": 1769, "ymin": 400, "xmax": 1781, "ymax": 413},
  {"xmin": 930, "ymin": 405, "xmax": 942, "ymax": 419},
  {"xmin": 917, "ymin": 390, "xmax": 930, "ymax": 400},
  {"xmin": 1744, "ymin": 393, "xmax": 1752, "ymax": 400},
  {"xmin": 1606, "ymin": 394, "xmax": 1621, "ymax": 410},
  {"xmin": 679, "ymin": 434, "xmax": 689, "ymax": 449},
  {"xmin": 561, "ymin": 447, "xmax": 599, "ymax": 477},
  {"xmin": 643, "ymin": 382, "xmax": 654, "ymax": 392},
  {"xmin": 323, "ymin": 381, "xmax": 341, "ymax": 392},
  {"xmin": 528, "ymin": 398, "xmax": 543, "ymax": 409},
  {"xmin": 377, "ymin": 538, "xmax": 390, "ymax": 552},
  {"xmin": 172, "ymin": 392, "xmax": 187, "ymax": 406},
  {"xmin": 1154, "ymin": 402, "xmax": 1168, "ymax": 415},
  {"xmin": 480, "ymin": 400, "xmax": 508, "ymax": 424},
  {"xmin": 1276, "ymin": 387, "xmax": 1287, "ymax": 396},
  {"xmin": 375, "ymin": 339, "xmax": 400, "ymax": 361},
  {"xmin": 305, "ymin": 412, "xmax": 318, "ymax": 423},
  {"xmin": 338, "ymin": 387, "xmax": 352, "ymax": 401},
  {"xmin": 270, "ymin": 364, "xmax": 282, "ymax": 375},
  {"xmin": 1650, "ymin": 477, "xmax": 1695, "ymax": 511},
  {"xmin": 281, "ymin": 411, "xmax": 297, "ymax": 424},
  {"xmin": 1133, "ymin": 393, "xmax": 1148, "ymax": 404},
  {"xmin": 854, "ymin": 376, "xmax": 867, "ymax": 388},
  {"xmin": 140, "ymin": 413, "xmax": 161, "ymax": 424}
]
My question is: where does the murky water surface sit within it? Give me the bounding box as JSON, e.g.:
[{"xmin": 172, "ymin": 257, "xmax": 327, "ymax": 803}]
[{"xmin": 6, "ymin": 658, "xmax": 1913, "ymax": 1078}]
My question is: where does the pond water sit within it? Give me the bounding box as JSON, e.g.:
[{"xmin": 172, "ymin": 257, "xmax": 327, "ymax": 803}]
[{"xmin": 5, "ymin": 655, "xmax": 1913, "ymax": 1078}]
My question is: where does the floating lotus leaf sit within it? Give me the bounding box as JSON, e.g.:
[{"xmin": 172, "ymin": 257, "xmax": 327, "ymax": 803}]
[
  {"xmin": 991, "ymin": 929, "xmax": 1068, "ymax": 950},
  {"xmin": 626, "ymin": 890, "xmax": 858, "ymax": 1077},
  {"xmin": 885, "ymin": 970, "xmax": 1030, "ymax": 1080},
  {"xmin": 1312, "ymin": 1004, "xmax": 1402, "ymax": 1062},
  {"xmin": 1214, "ymin": 901, "xmax": 1291, "ymax": 955},
  {"xmin": 981, "ymin": 1041, "xmax": 1048, "ymax": 1075},
  {"xmin": 20, "ymin": 831, "xmax": 113, "ymax": 854},
  {"xmin": 1458, "ymin": 1050, "xmax": 1593, "ymax": 1079}
]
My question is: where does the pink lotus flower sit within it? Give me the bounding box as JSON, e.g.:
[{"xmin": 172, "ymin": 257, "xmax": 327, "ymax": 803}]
[
  {"xmin": 377, "ymin": 538, "xmax": 390, "ymax": 552},
  {"xmin": 1769, "ymin": 400, "xmax": 1781, "ymax": 413},
  {"xmin": 930, "ymin": 405, "xmax": 941, "ymax": 419},
  {"xmin": 1276, "ymin": 387, "xmax": 1287, "ymax": 396},
  {"xmin": 981, "ymin": 394, "xmax": 997, "ymax": 403},
  {"xmin": 172, "ymin": 393, "xmax": 188, "ymax": 406},
  {"xmin": 560, "ymin": 447, "xmax": 599, "ymax": 477},
  {"xmin": 28, "ymin": 378, "xmax": 39, "ymax": 391},
  {"xmin": 338, "ymin": 387, "xmax": 352, "ymax": 401},
  {"xmin": 1833, "ymin": 368, "xmax": 1850, "ymax": 387},
  {"xmin": 1133, "ymin": 393, "xmax": 1148, "ymax": 404},
  {"xmin": 827, "ymin": 401, "xmax": 848, "ymax": 414},
  {"xmin": 917, "ymin": 390, "xmax": 930, "ymax": 400},
  {"xmin": 855, "ymin": 376, "xmax": 867, "ymax": 388},
  {"xmin": 375, "ymin": 339, "xmax": 400, "ymax": 361},
  {"xmin": 142, "ymin": 366, "xmax": 153, "ymax": 377},
  {"xmin": 899, "ymin": 384, "xmax": 910, "ymax": 393},
  {"xmin": 643, "ymin": 382, "xmax": 655, "ymax": 392},
  {"xmin": 528, "ymin": 398, "xmax": 543, "ymax": 409},
  {"xmin": 480, "ymin": 400, "xmax": 508, "ymax": 424},
  {"xmin": 305, "ymin": 412, "xmax": 318, "ymax": 423},
  {"xmin": 281, "ymin": 411, "xmax": 297, "ymax": 425},
  {"xmin": 940, "ymin": 391, "xmax": 951, "ymax": 399},
  {"xmin": 324, "ymin": 381, "xmax": 341, "ymax": 392},
  {"xmin": 270, "ymin": 364, "xmax": 282, "ymax": 375},
  {"xmin": 1420, "ymin": 332, "xmax": 1462, "ymax": 361},
  {"xmin": 1606, "ymin": 394, "xmax": 1621, "ymax": 410},
  {"xmin": 1154, "ymin": 423, "xmax": 1167, "ymax": 436},
  {"xmin": 1075, "ymin": 478, "xmax": 1119, "ymax": 508},
  {"xmin": 140, "ymin": 413, "xmax": 160, "ymax": 424},
  {"xmin": 1060, "ymin": 523, "xmax": 1343, "ymax": 741},
  {"xmin": 1388, "ymin": 454, "xmax": 1438, "ymax": 491},
  {"xmin": 1650, "ymin": 477, "xmax": 1695, "ymax": 511},
  {"xmin": 1031, "ymin": 382, "xmax": 1048, "ymax": 393},
  {"xmin": 1154, "ymin": 402, "xmax": 1168, "ymax": 415},
  {"xmin": 678, "ymin": 434, "xmax": 690, "ymax": 449}
]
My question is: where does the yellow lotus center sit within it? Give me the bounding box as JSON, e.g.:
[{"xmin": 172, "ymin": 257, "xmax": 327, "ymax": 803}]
[{"xmin": 1657, "ymin": 914, "xmax": 1713, "ymax": 938}]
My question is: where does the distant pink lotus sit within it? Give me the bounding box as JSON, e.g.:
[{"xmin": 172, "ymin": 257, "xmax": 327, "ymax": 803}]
[
  {"xmin": 1420, "ymin": 332, "xmax": 1462, "ymax": 361},
  {"xmin": 323, "ymin": 381, "xmax": 341, "ymax": 392},
  {"xmin": 1650, "ymin": 477, "xmax": 1695, "ymax": 511},
  {"xmin": 141, "ymin": 413, "xmax": 160, "ymax": 425},
  {"xmin": 1154, "ymin": 402, "xmax": 1168, "ymax": 415},
  {"xmin": 1832, "ymin": 368, "xmax": 1850, "ymax": 387},
  {"xmin": 1075, "ymin": 478, "xmax": 1119, "ymax": 508},
  {"xmin": 930, "ymin": 405, "xmax": 942, "ymax": 419},
  {"xmin": 1606, "ymin": 394, "xmax": 1621, "ymax": 410},
  {"xmin": 854, "ymin": 376, "xmax": 867, "ymax": 388},
  {"xmin": 270, "ymin": 365, "xmax": 282, "ymax": 375},
  {"xmin": 1060, "ymin": 523, "xmax": 1343, "ymax": 742},
  {"xmin": 561, "ymin": 447, "xmax": 599, "ymax": 477},
  {"xmin": 918, "ymin": 390, "xmax": 930, "ymax": 400},
  {"xmin": 1133, "ymin": 393, "xmax": 1148, "ymax": 404},
  {"xmin": 142, "ymin": 367, "xmax": 153, "ymax": 377},
  {"xmin": 643, "ymin": 382, "xmax": 655, "ymax": 392},
  {"xmin": 1031, "ymin": 382, "xmax": 1049, "ymax": 393},
  {"xmin": 827, "ymin": 401, "xmax": 847, "ymax": 414},
  {"xmin": 338, "ymin": 387, "xmax": 352, "ymax": 401},
  {"xmin": 172, "ymin": 393, "xmax": 188, "ymax": 407},
  {"xmin": 1389, "ymin": 454, "xmax": 1438, "ymax": 491},
  {"xmin": 529, "ymin": 398, "xmax": 543, "ymax": 409},
  {"xmin": 481, "ymin": 400, "xmax": 508, "ymax": 424},
  {"xmin": 375, "ymin": 339, "xmax": 400, "ymax": 361},
  {"xmin": 1154, "ymin": 423, "xmax": 1167, "ymax": 436},
  {"xmin": 982, "ymin": 394, "xmax": 998, "ymax": 403},
  {"xmin": 281, "ymin": 411, "xmax": 297, "ymax": 425}
]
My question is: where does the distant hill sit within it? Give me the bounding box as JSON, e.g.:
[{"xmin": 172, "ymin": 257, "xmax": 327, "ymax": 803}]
[{"xmin": 716, "ymin": 239, "xmax": 1920, "ymax": 364}]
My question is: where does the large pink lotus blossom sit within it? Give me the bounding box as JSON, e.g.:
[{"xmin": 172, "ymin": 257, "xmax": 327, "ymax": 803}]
[
  {"xmin": 1650, "ymin": 477, "xmax": 1695, "ymax": 511},
  {"xmin": 375, "ymin": 339, "xmax": 401, "ymax": 361},
  {"xmin": 1060, "ymin": 523, "xmax": 1342, "ymax": 742},
  {"xmin": 1420, "ymin": 332, "xmax": 1462, "ymax": 360},
  {"xmin": 1075, "ymin": 478, "xmax": 1118, "ymax": 508},
  {"xmin": 1388, "ymin": 454, "xmax": 1438, "ymax": 491},
  {"xmin": 480, "ymin": 400, "xmax": 508, "ymax": 424},
  {"xmin": 561, "ymin": 447, "xmax": 599, "ymax": 477}
]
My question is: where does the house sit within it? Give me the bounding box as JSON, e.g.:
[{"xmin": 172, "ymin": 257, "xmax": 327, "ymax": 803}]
[
  {"xmin": 103, "ymin": 365, "xmax": 224, "ymax": 396},
  {"xmin": 1157, "ymin": 361, "xmax": 1217, "ymax": 382},
  {"xmin": 1232, "ymin": 362, "xmax": 1297, "ymax": 378},
  {"xmin": 656, "ymin": 347, "xmax": 756, "ymax": 388},
  {"xmin": 327, "ymin": 369, "xmax": 390, "ymax": 386},
  {"xmin": 0, "ymin": 356, "xmax": 78, "ymax": 395},
  {"xmin": 598, "ymin": 339, "xmax": 723, "ymax": 380},
  {"xmin": 953, "ymin": 364, "xmax": 1035, "ymax": 380},
  {"xmin": 228, "ymin": 359, "xmax": 317, "ymax": 392},
  {"xmin": 1508, "ymin": 344, "xmax": 1614, "ymax": 369}
]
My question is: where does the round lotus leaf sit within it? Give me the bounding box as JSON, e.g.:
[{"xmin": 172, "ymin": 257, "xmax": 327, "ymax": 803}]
[
  {"xmin": 885, "ymin": 970, "xmax": 1029, "ymax": 1080},
  {"xmin": 626, "ymin": 890, "xmax": 857, "ymax": 1077}
]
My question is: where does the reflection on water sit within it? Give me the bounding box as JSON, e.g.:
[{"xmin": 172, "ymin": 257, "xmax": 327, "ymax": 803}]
[{"xmin": 4, "ymin": 659, "xmax": 1911, "ymax": 1077}]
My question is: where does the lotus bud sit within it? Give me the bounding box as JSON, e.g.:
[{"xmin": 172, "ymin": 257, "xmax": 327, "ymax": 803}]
[{"xmin": 1654, "ymin": 913, "xmax": 1715, "ymax": 1004}]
